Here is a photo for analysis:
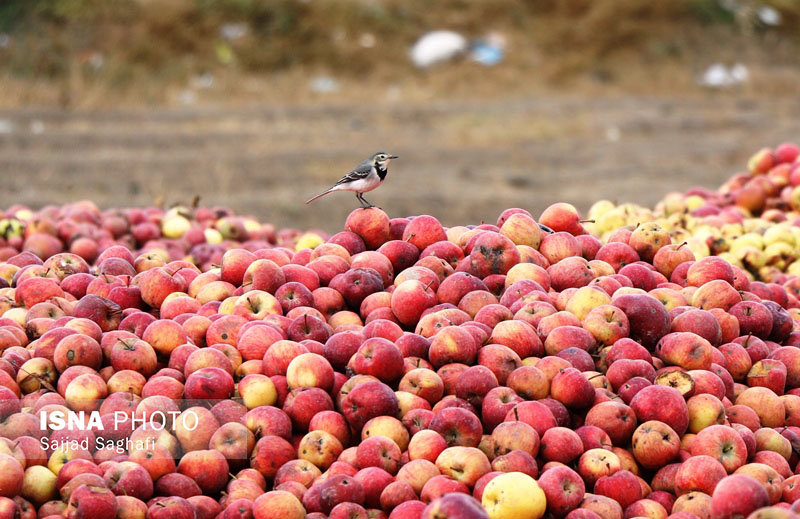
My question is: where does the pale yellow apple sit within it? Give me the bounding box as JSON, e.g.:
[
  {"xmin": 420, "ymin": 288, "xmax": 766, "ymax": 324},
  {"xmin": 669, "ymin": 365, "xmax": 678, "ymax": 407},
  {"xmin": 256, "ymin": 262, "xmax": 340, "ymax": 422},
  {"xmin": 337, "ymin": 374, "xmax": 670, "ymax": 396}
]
[
  {"xmin": 566, "ymin": 286, "xmax": 611, "ymax": 321},
  {"xmin": 482, "ymin": 471, "xmax": 546, "ymax": 519},
  {"xmin": 295, "ymin": 232, "xmax": 324, "ymax": 251},
  {"xmin": 238, "ymin": 374, "xmax": 277, "ymax": 409},
  {"xmin": 362, "ymin": 416, "xmax": 410, "ymax": 451},
  {"xmin": 2, "ymin": 307, "xmax": 27, "ymax": 326},
  {"xmin": 162, "ymin": 215, "xmax": 191, "ymax": 239},
  {"xmin": 218, "ymin": 296, "xmax": 238, "ymax": 315},
  {"xmin": 204, "ymin": 228, "xmax": 223, "ymax": 245},
  {"xmin": 446, "ymin": 226, "xmax": 470, "ymax": 244},
  {"xmin": 588, "ymin": 199, "xmax": 616, "ymax": 221},
  {"xmin": 14, "ymin": 209, "xmax": 34, "ymax": 221},
  {"xmin": 47, "ymin": 444, "xmax": 81, "ymax": 475},
  {"xmin": 21, "ymin": 465, "xmax": 57, "ymax": 504},
  {"xmin": 763, "ymin": 224, "xmax": 796, "ymax": 247},
  {"xmin": 243, "ymin": 218, "xmax": 262, "ymax": 234},
  {"xmin": 596, "ymin": 208, "xmax": 627, "ymax": 234}
]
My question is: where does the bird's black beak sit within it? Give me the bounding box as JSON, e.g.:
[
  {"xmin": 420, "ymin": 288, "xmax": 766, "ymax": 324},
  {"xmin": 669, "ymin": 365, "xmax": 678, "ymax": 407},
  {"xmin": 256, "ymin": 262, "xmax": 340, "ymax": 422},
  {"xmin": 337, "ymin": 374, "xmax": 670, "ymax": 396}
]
[{"xmin": 389, "ymin": 155, "xmax": 399, "ymax": 159}]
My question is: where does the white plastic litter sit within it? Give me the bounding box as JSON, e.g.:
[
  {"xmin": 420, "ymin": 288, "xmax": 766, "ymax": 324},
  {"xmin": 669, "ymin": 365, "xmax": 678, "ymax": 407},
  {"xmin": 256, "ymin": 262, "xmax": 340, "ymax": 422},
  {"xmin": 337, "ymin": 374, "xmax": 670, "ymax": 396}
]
[
  {"xmin": 757, "ymin": 5, "xmax": 782, "ymax": 26},
  {"xmin": 309, "ymin": 77, "xmax": 340, "ymax": 94},
  {"xmin": 729, "ymin": 63, "xmax": 749, "ymax": 83},
  {"xmin": 220, "ymin": 23, "xmax": 249, "ymax": 41},
  {"xmin": 88, "ymin": 52, "xmax": 104, "ymax": 70},
  {"xmin": 410, "ymin": 30, "xmax": 468, "ymax": 68},
  {"xmin": 359, "ymin": 33, "xmax": 376, "ymax": 48},
  {"xmin": 699, "ymin": 63, "xmax": 749, "ymax": 88}
]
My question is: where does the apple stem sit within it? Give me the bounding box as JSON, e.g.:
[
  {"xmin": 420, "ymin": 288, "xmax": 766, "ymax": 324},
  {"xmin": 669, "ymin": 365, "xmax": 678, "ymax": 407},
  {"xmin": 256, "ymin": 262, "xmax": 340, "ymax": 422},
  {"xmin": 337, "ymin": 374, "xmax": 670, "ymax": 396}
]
[{"xmin": 579, "ymin": 219, "xmax": 595, "ymax": 224}]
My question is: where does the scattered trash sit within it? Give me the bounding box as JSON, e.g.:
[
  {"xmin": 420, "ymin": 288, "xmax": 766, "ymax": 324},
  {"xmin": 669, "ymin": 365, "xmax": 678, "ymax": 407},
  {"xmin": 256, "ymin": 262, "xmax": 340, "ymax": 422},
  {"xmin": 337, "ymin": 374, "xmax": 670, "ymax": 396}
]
[
  {"xmin": 605, "ymin": 125, "xmax": 621, "ymax": 143},
  {"xmin": 700, "ymin": 64, "xmax": 729, "ymax": 87},
  {"xmin": 410, "ymin": 30, "xmax": 468, "ymax": 68},
  {"xmin": 718, "ymin": 1, "xmax": 781, "ymax": 27},
  {"xmin": 757, "ymin": 5, "xmax": 781, "ymax": 26},
  {"xmin": 729, "ymin": 63, "xmax": 749, "ymax": 83},
  {"xmin": 0, "ymin": 120, "xmax": 14, "ymax": 134},
  {"xmin": 309, "ymin": 76, "xmax": 340, "ymax": 94},
  {"xmin": 471, "ymin": 32, "xmax": 506, "ymax": 66},
  {"xmin": 88, "ymin": 52, "xmax": 104, "ymax": 70},
  {"xmin": 359, "ymin": 33, "xmax": 376, "ymax": 48},
  {"xmin": 699, "ymin": 63, "xmax": 749, "ymax": 88},
  {"xmin": 215, "ymin": 42, "xmax": 234, "ymax": 64},
  {"xmin": 220, "ymin": 23, "xmax": 248, "ymax": 41},
  {"xmin": 190, "ymin": 73, "xmax": 214, "ymax": 90},
  {"xmin": 0, "ymin": 34, "xmax": 9, "ymax": 49},
  {"xmin": 178, "ymin": 90, "xmax": 197, "ymax": 105},
  {"xmin": 30, "ymin": 120, "xmax": 44, "ymax": 135}
]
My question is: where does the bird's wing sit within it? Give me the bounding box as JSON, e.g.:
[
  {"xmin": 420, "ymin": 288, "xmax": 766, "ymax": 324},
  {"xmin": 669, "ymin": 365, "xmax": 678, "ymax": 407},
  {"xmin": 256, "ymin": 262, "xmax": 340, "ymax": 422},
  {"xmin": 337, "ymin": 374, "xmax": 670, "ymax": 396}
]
[{"xmin": 332, "ymin": 162, "xmax": 374, "ymax": 186}]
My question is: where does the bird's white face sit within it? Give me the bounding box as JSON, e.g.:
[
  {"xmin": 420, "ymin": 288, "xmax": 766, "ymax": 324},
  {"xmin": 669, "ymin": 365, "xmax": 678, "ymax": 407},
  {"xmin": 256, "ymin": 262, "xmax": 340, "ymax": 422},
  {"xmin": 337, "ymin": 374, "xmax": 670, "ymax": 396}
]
[{"xmin": 373, "ymin": 152, "xmax": 398, "ymax": 167}]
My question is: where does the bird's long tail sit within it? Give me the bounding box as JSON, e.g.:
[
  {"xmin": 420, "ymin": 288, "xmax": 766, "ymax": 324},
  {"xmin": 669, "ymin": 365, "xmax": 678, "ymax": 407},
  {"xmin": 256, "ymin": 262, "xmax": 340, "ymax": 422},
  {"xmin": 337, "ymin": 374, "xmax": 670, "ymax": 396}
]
[{"xmin": 305, "ymin": 188, "xmax": 334, "ymax": 204}]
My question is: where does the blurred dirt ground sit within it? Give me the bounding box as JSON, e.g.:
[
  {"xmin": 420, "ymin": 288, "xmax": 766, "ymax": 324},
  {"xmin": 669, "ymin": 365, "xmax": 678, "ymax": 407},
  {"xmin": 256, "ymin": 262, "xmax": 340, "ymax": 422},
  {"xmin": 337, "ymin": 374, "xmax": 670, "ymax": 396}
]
[
  {"xmin": 2, "ymin": 93, "xmax": 800, "ymax": 232},
  {"xmin": 2, "ymin": 1, "xmax": 800, "ymax": 231}
]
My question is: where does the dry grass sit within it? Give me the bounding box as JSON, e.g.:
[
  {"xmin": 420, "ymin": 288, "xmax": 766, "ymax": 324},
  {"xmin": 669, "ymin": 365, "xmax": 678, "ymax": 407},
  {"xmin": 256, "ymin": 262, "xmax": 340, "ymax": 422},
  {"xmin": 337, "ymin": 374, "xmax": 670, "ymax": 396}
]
[{"xmin": 0, "ymin": 0, "xmax": 798, "ymax": 108}]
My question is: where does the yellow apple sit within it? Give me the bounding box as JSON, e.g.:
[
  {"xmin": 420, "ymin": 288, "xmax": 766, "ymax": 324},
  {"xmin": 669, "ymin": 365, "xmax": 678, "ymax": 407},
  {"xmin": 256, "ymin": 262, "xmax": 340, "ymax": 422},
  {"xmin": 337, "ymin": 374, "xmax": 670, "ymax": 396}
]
[
  {"xmin": 162, "ymin": 215, "xmax": 191, "ymax": 239},
  {"xmin": 566, "ymin": 286, "xmax": 611, "ymax": 321},
  {"xmin": 21, "ymin": 465, "xmax": 57, "ymax": 505},
  {"xmin": 238, "ymin": 374, "xmax": 277, "ymax": 409},
  {"xmin": 482, "ymin": 471, "xmax": 546, "ymax": 519},
  {"xmin": 295, "ymin": 232, "xmax": 324, "ymax": 251},
  {"xmin": 204, "ymin": 228, "xmax": 223, "ymax": 245},
  {"xmin": 218, "ymin": 296, "xmax": 238, "ymax": 315}
]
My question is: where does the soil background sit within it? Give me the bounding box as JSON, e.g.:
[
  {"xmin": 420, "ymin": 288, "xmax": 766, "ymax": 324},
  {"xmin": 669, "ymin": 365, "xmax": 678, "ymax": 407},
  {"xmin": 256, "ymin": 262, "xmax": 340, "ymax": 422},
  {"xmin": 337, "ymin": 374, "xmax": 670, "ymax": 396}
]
[{"xmin": 1, "ymin": 0, "xmax": 799, "ymax": 231}]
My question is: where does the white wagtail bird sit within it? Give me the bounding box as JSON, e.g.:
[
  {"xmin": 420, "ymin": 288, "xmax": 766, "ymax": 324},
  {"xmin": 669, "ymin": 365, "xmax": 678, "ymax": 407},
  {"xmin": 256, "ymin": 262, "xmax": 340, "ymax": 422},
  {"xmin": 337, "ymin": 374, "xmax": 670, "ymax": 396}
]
[{"xmin": 305, "ymin": 152, "xmax": 398, "ymax": 208}]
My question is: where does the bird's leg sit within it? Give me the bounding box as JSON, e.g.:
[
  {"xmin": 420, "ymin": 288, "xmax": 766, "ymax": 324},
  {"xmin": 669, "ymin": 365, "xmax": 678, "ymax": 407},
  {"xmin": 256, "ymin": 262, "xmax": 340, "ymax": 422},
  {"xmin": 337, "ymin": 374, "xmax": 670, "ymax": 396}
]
[
  {"xmin": 359, "ymin": 194, "xmax": 375, "ymax": 209},
  {"xmin": 356, "ymin": 193, "xmax": 368, "ymax": 209}
]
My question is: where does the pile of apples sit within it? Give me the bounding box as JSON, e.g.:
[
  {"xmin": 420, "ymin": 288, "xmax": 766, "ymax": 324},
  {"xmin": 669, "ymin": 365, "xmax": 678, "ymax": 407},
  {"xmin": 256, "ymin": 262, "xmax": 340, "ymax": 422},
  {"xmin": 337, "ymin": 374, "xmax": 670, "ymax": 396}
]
[{"xmin": 0, "ymin": 143, "xmax": 799, "ymax": 519}]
